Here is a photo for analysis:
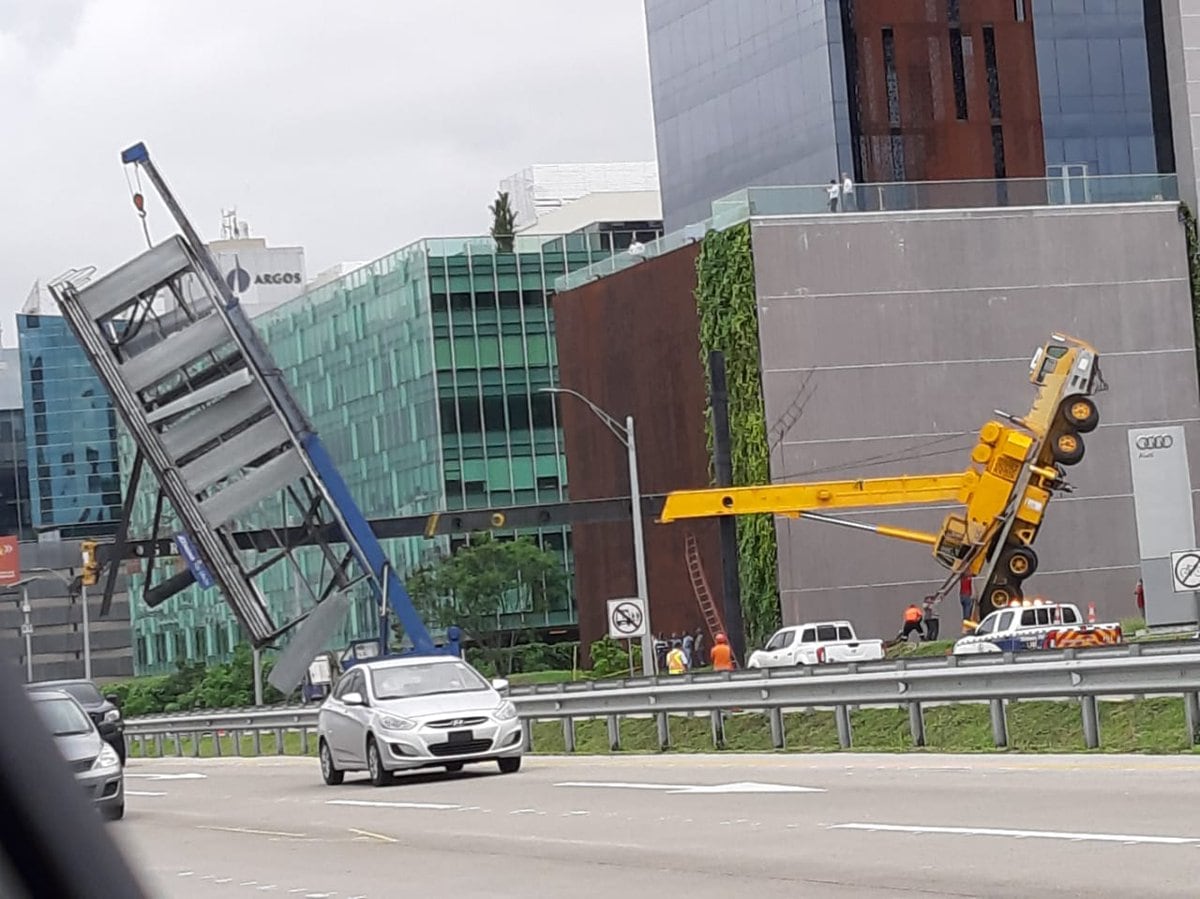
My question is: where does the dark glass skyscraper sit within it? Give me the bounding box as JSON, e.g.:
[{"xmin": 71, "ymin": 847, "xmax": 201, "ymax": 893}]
[
  {"xmin": 645, "ymin": 0, "xmax": 1177, "ymax": 229},
  {"xmin": 16, "ymin": 315, "xmax": 122, "ymax": 537}
]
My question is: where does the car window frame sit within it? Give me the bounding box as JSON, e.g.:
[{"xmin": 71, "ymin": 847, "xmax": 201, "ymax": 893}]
[
  {"xmin": 369, "ymin": 660, "xmax": 491, "ymax": 701},
  {"xmin": 32, "ymin": 696, "xmax": 94, "ymax": 737}
]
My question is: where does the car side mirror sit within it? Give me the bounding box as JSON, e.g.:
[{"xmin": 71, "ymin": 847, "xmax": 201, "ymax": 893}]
[
  {"xmin": 342, "ymin": 691, "xmax": 366, "ymax": 706},
  {"xmin": 491, "ymin": 678, "xmax": 509, "ymax": 695},
  {"xmin": 105, "ymin": 694, "xmax": 121, "ymax": 708}
]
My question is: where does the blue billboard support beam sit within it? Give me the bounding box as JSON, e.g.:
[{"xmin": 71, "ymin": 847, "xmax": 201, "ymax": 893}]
[{"xmin": 302, "ymin": 435, "xmax": 434, "ymax": 654}]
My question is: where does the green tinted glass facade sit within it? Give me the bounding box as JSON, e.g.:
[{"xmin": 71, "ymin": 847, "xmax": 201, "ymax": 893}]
[{"xmin": 127, "ymin": 233, "xmax": 617, "ymax": 674}]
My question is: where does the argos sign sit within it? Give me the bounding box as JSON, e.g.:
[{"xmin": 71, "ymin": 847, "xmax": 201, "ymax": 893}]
[{"xmin": 211, "ymin": 245, "xmax": 307, "ymax": 316}]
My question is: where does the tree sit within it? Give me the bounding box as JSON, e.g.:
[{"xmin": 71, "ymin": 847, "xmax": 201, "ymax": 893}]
[
  {"xmin": 489, "ymin": 191, "xmax": 518, "ymax": 252},
  {"xmin": 405, "ymin": 534, "xmax": 568, "ymax": 675}
]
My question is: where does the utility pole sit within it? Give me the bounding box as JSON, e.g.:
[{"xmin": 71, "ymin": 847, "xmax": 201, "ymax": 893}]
[
  {"xmin": 625, "ymin": 415, "xmax": 654, "ymax": 676},
  {"xmin": 540, "ymin": 388, "xmax": 656, "ymax": 676},
  {"xmin": 20, "ymin": 586, "xmax": 32, "ymax": 682},
  {"xmin": 252, "ymin": 646, "xmax": 264, "ymax": 705},
  {"xmin": 80, "ymin": 582, "xmax": 92, "ymax": 681}
]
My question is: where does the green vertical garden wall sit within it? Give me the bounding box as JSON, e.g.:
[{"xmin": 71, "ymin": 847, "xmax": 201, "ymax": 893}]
[{"xmin": 694, "ymin": 222, "xmax": 780, "ymax": 647}]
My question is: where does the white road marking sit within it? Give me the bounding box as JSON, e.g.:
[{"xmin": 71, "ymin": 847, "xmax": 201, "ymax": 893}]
[
  {"xmin": 349, "ymin": 827, "xmax": 398, "ymax": 844},
  {"xmin": 327, "ymin": 799, "xmax": 459, "ymax": 811},
  {"xmin": 126, "ymin": 790, "xmax": 166, "ymax": 797},
  {"xmin": 200, "ymin": 825, "xmax": 307, "ymax": 838},
  {"xmin": 555, "ymin": 780, "xmax": 825, "ymax": 794},
  {"xmin": 831, "ymin": 822, "xmax": 1200, "ymax": 846},
  {"xmin": 177, "ymin": 871, "xmax": 194, "ymax": 877},
  {"xmin": 125, "ymin": 772, "xmax": 207, "ymax": 781}
]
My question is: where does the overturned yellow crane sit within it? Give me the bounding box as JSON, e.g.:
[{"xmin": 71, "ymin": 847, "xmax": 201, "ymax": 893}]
[{"xmin": 658, "ymin": 334, "xmax": 1104, "ymax": 618}]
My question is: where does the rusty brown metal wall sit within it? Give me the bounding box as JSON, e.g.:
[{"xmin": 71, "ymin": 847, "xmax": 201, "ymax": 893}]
[
  {"xmin": 553, "ymin": 245, "xmax": 723, "ymax": 653},
  {"xmin": 848, "ymin": 1, "xmax": 1045, "ymax": 182}
]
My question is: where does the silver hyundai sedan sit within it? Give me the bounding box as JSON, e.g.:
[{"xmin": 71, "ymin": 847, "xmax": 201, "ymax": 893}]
[{"xmin": 317, "ymin": 655, "xmax": 523, "ymax": 786}]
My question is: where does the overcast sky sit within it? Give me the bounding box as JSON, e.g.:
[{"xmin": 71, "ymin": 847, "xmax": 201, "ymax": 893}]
[{"xmin": 0, "ymin": 0, "xmax": 656, "ymax": 344}]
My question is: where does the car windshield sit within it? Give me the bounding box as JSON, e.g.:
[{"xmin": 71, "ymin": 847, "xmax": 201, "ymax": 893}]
[
  {"xmin": 36, "ymin": 682, "xmax": 103, "ymax": 705},
  {"xmin": 33, "ymin": 697, "xmax": 94, "ymax": 737},
  {"xmin": 370, "ymin": 661, "xmax": 490, "ymax": 700}
]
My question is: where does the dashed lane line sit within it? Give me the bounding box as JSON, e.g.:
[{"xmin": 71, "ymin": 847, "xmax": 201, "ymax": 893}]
[
  {"xmin": 326, "ymin": 799, "xmax": 460, "ymax": 811},
  {"xmin": 830, "ymin": 822, "xmax": 1200, "ymax": 846}
]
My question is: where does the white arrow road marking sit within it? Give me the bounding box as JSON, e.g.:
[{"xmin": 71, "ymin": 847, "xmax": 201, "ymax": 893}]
[
  {"xmin": 125, "ymin": 772, "xmax": 207, "ymax": 781},
  {"xmin": 555, "ymin": 781, "xmax": 826, "ymax": 794},
  {"xmin": 831, "ymin": 823, "xmax": 1200, "ymax": 846},
  {"xmin": 327, "ymin": 799, "xmax": 460, "ymax": 810}
]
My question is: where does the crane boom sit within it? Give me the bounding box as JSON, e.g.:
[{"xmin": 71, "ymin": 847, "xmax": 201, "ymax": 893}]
[
  {"xmin": 658, "ymin": 473, "xmax": 971, "ymax": 522},
  {"xmin": 659, "ymin": 333, "xmax": 1104, "ymax": 620}
]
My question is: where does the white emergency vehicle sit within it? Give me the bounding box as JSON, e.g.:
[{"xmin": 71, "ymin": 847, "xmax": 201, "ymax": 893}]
[{"xmin": 953, "ymin": 599, "xmax": 1122, "ymax": 655}]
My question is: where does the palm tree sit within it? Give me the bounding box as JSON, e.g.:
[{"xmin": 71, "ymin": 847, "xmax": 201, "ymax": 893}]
[{"xmin": 490, "ymin": 191, "xmax": 518, "ymax": 253}]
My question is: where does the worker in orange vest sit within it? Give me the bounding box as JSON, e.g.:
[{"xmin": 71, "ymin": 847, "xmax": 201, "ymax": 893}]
[
  {"xmin": 896, "ymin": 603, "xmax": 924, "ymax": 642},
  {"xmin": 710, "ymin": 633, "xmax": 734, "ymax": 671}
]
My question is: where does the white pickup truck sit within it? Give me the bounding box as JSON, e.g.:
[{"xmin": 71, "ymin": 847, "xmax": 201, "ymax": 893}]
[
  {"xmin": 747, "ymin": 621, "xmax": 886, "ymax": 668},
  {"xmin": 953, "ymin": 600, "xmax": 1122, "ymax": 655}
]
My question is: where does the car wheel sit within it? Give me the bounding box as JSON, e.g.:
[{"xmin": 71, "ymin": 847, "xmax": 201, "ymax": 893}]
[
  {"xmin": 366, "ymin": 737, "xmax": 392, "ymax": 787},
  {"xmin": 497, "ymin": 756, "xmax": 522, "ymax": 774},
  {"xmin": 319, "ymin": 739, "xmax": 344, "ymax": 786},
  {"xmin": 444, "ymin": 762, "xmax": 464, "ymax": 773},
  {"xmin": 102, "ymin": 802, "xmax": 125, "ymax": 821}
]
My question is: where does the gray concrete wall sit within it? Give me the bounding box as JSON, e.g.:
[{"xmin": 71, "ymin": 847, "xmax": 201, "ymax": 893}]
[
  {"xmin": 1163, "ymin": 0, "xmax": 1200, "ymax": 210},
  {"xmin": 750, "ymin": 202, "xmax": 1200, "ymax": 639},
  {"xmin": 0, "ymin": 539, "xmax": 133, "ymax": 682}
]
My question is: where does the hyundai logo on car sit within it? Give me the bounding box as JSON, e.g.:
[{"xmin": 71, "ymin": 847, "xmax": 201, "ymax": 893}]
[{"xmin": 1136, "ymin": 434, "xmax": 1174, "ymax": 451}]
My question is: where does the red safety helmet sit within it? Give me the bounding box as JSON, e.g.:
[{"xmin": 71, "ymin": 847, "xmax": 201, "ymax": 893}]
[{"xmin": 715, "ymin": 633, "xmax": 728, "ymax": 644}]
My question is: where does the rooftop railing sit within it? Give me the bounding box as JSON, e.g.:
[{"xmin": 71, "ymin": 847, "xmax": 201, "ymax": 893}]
[{"xmin": 555, "ymin": 172, "xmax": 1178, "ymax": 292}]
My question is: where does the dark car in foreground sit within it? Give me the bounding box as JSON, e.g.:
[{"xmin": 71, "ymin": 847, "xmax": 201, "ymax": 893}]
[
  {"xmin": 27, "ymin": 679, "xmax": 125, "ymax": 764},
  {"xmin": 29, "ymin": 690, "xmax": 124, "ymax": 820}
]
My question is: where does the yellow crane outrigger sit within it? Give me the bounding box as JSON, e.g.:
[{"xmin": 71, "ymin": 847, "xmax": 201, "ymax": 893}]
[{"xmin": 659, "ymin": 334, "xmax": 1105, "ymax": 619}]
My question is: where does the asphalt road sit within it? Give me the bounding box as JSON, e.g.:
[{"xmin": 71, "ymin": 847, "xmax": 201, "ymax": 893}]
[{"xmin": 110, "ymin": 753, "xmax": 1200, "ymax": 898}]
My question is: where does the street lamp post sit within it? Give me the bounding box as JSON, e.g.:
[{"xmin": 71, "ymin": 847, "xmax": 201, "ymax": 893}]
[
  {"xmin": 26, "ymin": 568, "xmax": 90, "ymax": 680},
  {"xmin": 12, "ymin": 578, "xmax": 36, "ymax": 682},
  {"xmin": 540, "ymin": 388, "xmax": 655, "ymax": 676}
]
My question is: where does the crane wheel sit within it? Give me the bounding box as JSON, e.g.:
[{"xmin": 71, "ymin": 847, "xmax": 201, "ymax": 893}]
[
  {"xmin": 1062, "ymin": 397, "xmax": 1098, "ymax": 434},
  {"xmin": 1000, "ymin": 546, "xmax": 1038, "ymax": 580},
  {"xmin": 983, "ymin": 584, "xmax": 1021, "ymax": 615},
  {"xmin": 1051, "ymin": 431, "xmax": 1085, "ymax": 466}
]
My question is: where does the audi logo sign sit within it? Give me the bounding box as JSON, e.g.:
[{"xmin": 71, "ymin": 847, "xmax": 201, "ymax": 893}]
[{"xmin": 1136, "ymin": 434, "xmax": 1174, "ymax": 451}]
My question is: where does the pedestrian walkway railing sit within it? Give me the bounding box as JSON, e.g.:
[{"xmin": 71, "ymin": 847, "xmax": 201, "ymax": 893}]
[
  {"xmin": 121, "ymin": 639, "xmax": 1200, "ymax": 757},
  {"xmin": 555, "ymin": 172, "xmax": 1179, "ymax": 292}
]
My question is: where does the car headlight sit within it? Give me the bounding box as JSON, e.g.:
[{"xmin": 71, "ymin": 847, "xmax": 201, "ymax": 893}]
[
  {"xmin": 494, "ymin": 701, "xmax": 518, "ymax": 721},
  {"xmin": 103, "ymin": 709, "xmax": 121, "ymax": 724},
  {"xmin": 379, "ymin": 715, "xmax": 416, "ymax": 731},
  {"xmin": 93, "ymin": 743, "xmax": 121, "ymax": 770}
]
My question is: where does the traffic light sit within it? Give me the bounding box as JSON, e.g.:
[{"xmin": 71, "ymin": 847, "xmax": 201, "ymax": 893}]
[{"xmin": 80, "ymin": 540, "xmax": 100, "ymax": 586}]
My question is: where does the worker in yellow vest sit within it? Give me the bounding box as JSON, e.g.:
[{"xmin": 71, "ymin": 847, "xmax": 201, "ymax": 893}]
[{"xmin": 666, "ymin": 640, "xmax": 687, "ymax": 675}]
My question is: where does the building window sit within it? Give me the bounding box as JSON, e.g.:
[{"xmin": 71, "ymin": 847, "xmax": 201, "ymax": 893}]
[
  {"xmin": 1014, "ymin": 0, "xmax": 1026, "ymax": 22},
  {"xmin": 983, "ymin": 26, "xmax": 1002, "ymax": 122},
  {"xmin": 882, "ymin": 29, "xmax": 901, "ymax": 128},
  {"xmin": 949, "ymin": 28, "xmax": 969, "ymax": 120},
  {"xmin": 991, "ymin": 126, "xmax": 1008, "ymax": 179}
]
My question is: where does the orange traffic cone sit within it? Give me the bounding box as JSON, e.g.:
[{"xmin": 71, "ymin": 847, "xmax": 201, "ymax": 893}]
[{"xmin": 1087, "ymin": 602, "xmax": 1096, "ymax": 624}]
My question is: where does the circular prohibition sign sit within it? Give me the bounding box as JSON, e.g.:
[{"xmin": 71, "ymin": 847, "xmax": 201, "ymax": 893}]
[
  {"xmin": 610, "ymin": 601, "xmax": 644, "ymax": 635},
  {"xmin": 1175, "ymin": 552, "xmax": 1200, "ymax": 590}
]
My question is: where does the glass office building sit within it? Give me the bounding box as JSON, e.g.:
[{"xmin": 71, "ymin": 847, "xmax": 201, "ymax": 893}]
[
  {"xmin": 127, "ymin": 232, "xmax": 640, "ymax": 674},
  {"xmin": 645, "ymin": 0, "xmax": 1177, "ymax": 229},
  {"xmin": 16, "ymin": 315, "xmax": 122, "ymax": 537},
  {"xmin": 1032, "ymin": 0, "xmax": 1175, "ymax": 177},
  {"xmin": 0, "ymin": 349, "xmax": 32, "ymax": 541}
]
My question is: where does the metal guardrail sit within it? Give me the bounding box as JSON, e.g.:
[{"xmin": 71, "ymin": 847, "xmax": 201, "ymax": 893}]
[{"xmin": 123, "ymin": 640, "xmax": 1200, "ymax": 756}]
